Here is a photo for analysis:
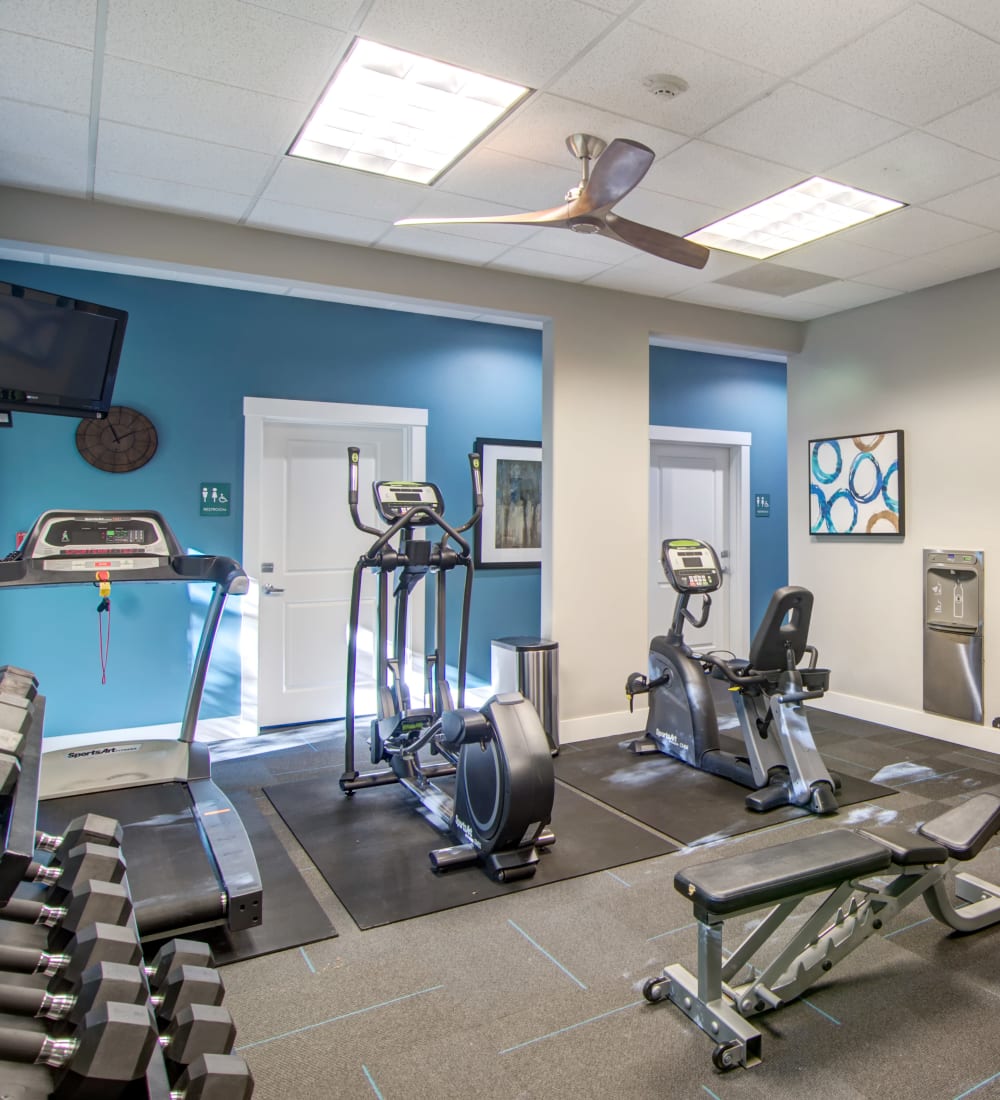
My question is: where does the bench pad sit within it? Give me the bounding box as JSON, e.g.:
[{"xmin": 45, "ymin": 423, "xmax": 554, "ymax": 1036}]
[
  {"xmin": 918, "ymin": 793, "xmax": 1000, "ymax": 861},
  {"xmin": 675, "ymin": 830, "xmax": 892, "ymax": 916}
]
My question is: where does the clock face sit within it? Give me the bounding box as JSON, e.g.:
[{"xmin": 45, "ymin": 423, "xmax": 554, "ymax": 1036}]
[{"xmin": 76, "ymin": 406, "xmax": 158, "ymax": 473}]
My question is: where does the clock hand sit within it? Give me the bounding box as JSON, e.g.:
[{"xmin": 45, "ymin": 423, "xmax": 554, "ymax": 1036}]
[{"xmin": 107, "ymin": 422, "xmax": 122, "ymax": 444}]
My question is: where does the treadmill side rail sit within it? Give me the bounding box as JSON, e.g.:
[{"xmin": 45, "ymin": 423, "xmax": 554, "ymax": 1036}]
[{"xmin": 188, "ymin": 778, "xmax": 263, "ymax": 932}]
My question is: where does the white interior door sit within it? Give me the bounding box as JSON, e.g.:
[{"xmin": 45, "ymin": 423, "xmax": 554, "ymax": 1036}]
[
  {"xmin": 243, "ymin": 400, "xmax": 427, "ymax": 731},
  {"xmin": 649, "ymin": 442, "xmax": 733, "ymax": 655}
]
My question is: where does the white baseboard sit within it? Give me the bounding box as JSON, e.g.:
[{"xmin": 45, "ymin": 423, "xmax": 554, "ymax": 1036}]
[
  {"xmin": 44, "ymin": 715, "xmax": 254, "ymax": 751},
  {"xmin": 559, "ymin": 709, "xmax": 638, "ymax": 746},
  {"xmin": 815, "ymin": 691, "xmax": 1000, "ymax": 755}
]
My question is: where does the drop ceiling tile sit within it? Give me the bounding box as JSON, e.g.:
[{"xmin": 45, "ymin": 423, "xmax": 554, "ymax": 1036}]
[
  {"xmin": 503, "ymin": 226, "xmax": 634, "ymax": 264},
  {"xmin": 246, "ymin": 200, "xmax": 390, "ymax": 244},
  {"xmin": 401, "ymin": 193, "xmax": 542, "ymax": 245},
  {"xmin": 924, "ymin": 89, "xmax": 1000, "ymax": 161},
  {"xmin": 376, "ymin": 226, "xmax": 510, "ymax": 264},
  {"xmin": 0, "ymin": 0, "xmax": 96, "ymax": 48},
  {"xmin": 94, "ymin": 170, "xmax": 251, "ymax": 220},
  {"xmin": 779, "ymin": 280, "xmax": 902, "ymax": 310},
  {"xmin": 716, "ymin": 264, "xmax": 837, "ymax": 297},
  {"xmin": 769, "ymin": 235, "xmax": 901, "ymax": 278},
  {"xmin": 703, "ymin": 85, "xmax": 906, "ymax": 173},
  {"xmin": 106, "ymin": 0, "xmax": 344, "ymax": 102},
  {"xmin": 435, "ymin": 147, "xmax": 581, "ymax": 211},
  {"xmin": 796, "ymin": 6, "xmax": 1000, "ymax": 126},
  {"xmin": 101, "ymin": 58, "xmax": 307, "ymax": 153},
  {"xmin": 98, "ymin": 123, "xmax": 276, "ymax": 195},
  {"xmin": 262, "ymin": 156, "xmax": 425, "ymax": 219},
  {"xmin": 0, "ymin": 99, "xmax": 90, "ymax": 162},
  {"xmin": 630, "ymin": 0, "xmax": 909, "ymax": 77},
  {"xmin": 613, "ymin": 187, "xmax": 729, "ymax": 238},
  {"xmin": 552, "ymin": 20, "xmax": 776, "ymax": 136},
  {"xmin": 837, "ymin": 206, "xmax": 989, "ymax": 256},
  {"xmin": 485, "ymin": 94, "xmax": 687, "ymax": 169},
  {"xmin": 829, "ymin": 131, "xmax": 1000, "ymax": 205},
  {"xmin": 585, "ymin": 257, "xmax": 706, "ymax": 296},
  {"xmin": 240, "ymin": 0, "xmax": 365, "ymax": 31},
  {"xmin": 360, "ymin": 0, "xmax": 615, "ymax": 87},
  {"xmin": 921, "ymin": 0, "xmax": 1000, "ymax": 42},
  {"xmin": 0, "ymin": 152, "xmax": 89, "ymax": 197},
  {"xmin": 861, "ymin": 232, "xmax": 1000, "ymax": 290},
  {"xmin": 670, "ymin": 281, "xmax": 798, "ymax": 317},
  {"xmin": 642, "ymin": 141, "xmax": 801, "ymax": 212},
  {"xmin": 488, "ymin": 248, "xmax": 611, "ymax": 281},
  {"xmin": 0, "ymin": 31, "xmax": 93, "ymax": 114},
  {"xmin": 925, "ymin": 175, "xmax": 1000, "ymax": 230}
]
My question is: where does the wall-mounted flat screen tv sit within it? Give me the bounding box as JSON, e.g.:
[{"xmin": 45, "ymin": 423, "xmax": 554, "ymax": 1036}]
[{"xmin": 0, "ymin": 281, "xmax": 128, "ymax": 419}]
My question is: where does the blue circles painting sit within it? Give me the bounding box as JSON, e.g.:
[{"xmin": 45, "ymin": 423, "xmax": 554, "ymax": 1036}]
[{"xmin": 809, "ymin": 431, "xmax": 904, "ymax": 536}]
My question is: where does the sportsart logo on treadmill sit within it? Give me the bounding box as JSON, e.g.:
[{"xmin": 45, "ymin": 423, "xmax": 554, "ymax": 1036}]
[{"xmin": 66, "ymin": 744, "xmax": 142, "ymax": 759}]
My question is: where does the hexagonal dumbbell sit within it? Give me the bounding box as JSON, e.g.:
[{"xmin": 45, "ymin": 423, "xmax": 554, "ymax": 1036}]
[
  {"xmin": 158, "ymin": 1003, "xmax": 238, "ymax": 1081},
  {"xmin": 0, "ymin": 665, "xmax": 39, "ymax": 701},
  {"xmin": 0, "ymin": 1000, "xmax": 158, "ymax": 1095},
  {"xmin": 169, "ymin": 1052, "xmax": 255, "ymax": 1099},
  {"xmin": 0, "ymin": 960, "xmax": 147, "ymax": 1024},
  {"xmin": 0, "ymin": 921, "xmax": 141, "ymax": 981},
  {"xmin": 22, "ymin": 841, "xmax": 126, "ymax": 896},
  {"xmin": 1, "ymin": 879, "xmax": 133, "ymax": 946},
  {"xmin": 35, "ymin": 814, "xmax": 124, "ymax": 857}
]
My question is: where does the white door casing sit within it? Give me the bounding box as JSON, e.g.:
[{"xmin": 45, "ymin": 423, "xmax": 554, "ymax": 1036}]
[
  {"xmin": 242, "ymin": 398, "xmax": 427, "ymax": 731},
  {"xmin": 648, "ymin": 426, "xmax": 751, "ymax": 659}
]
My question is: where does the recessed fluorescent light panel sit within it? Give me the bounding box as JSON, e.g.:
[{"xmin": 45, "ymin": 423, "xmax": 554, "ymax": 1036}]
[
  {"xmin": 289, "ymin": 38, "xmax": 531, "ymax": 185},
  {"xmin": 686, "ymin": 177, "xmax": 905, "ymax": 259}
]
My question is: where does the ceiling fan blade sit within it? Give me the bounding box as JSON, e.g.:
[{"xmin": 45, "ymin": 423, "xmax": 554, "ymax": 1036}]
[
  {"xmin": 396, "ymin": 202, "xmax": 574, "ymax": 230},
  {"xmin": 575, "ymin": 139, "xmax": 655, "ymax": 214},
  {"xmin": 602, "ymin": 213, "xmax": 710, "ymax": 269}
]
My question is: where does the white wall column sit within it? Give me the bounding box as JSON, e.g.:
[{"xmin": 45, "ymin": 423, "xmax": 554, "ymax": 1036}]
[{"xmin": 542, "ymin": 305, "xmax": 651, "ymax": 742}]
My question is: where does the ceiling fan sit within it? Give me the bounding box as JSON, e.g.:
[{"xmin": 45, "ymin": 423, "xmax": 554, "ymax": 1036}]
[{"xmin": 396, "ymin": 134, "xmax": 711, "ymax": 270}]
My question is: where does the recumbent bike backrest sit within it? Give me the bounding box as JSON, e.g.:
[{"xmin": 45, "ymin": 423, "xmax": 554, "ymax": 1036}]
[{"xmin": 746, "ymin": 586, "xmax": 814, "ymax": 673}]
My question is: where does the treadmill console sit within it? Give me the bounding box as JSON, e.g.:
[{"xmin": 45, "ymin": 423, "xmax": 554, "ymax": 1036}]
[
  {"xmin": 374, "ymin": 481, "xmax": 444, "ymax": 525},
  {"xmin": 661, "ymin": 538, "xmax": 723, "ymax": 594},
  {"xmin": 19, "ymin": 511, "xmax": 180, "ymax": 573}
]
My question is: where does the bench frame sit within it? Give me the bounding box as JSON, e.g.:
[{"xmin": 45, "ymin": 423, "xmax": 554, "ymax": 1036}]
[{"xmin": 646, "ymin": 839, "xmax": 1000, "ymax": 1070}]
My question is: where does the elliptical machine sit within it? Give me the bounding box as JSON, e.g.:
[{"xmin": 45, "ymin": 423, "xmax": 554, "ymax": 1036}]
[
  {"xmin": 626, "ymin": 538, "xmax": 838, "ymax": 815},
  {"xmin": 339, "ymin": 446, "xmax": 556, "ymax": 881}
]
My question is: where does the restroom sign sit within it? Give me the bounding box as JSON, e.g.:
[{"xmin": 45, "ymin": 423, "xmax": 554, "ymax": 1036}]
[
  {"xmin": 754, "ymin": 493, "xmax": 771, "ymax": 518},
  {"xmin": 200, "ymin": 482, "xmax": 231, "ymax": 516}
]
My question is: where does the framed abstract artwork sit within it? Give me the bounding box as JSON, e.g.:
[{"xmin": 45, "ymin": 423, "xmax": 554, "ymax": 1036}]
[
  {"xmin": 809, "ymin": 430, "xmax": 904, "ymax": 536},
  {"xmin": 474, "ymin": 437, "xmax": 542, "ymax": 569}
]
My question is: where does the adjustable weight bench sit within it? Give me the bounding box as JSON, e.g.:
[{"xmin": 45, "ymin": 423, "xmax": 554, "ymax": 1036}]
[{"xmin": 643, "ymin": 793, "xmax": 1000, "ymax": 1070}]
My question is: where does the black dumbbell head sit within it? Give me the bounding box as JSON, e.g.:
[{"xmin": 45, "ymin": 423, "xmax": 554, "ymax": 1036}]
[
  {"xmin": 58, "ymin": 879, "xmax": 133, "ymax": 937},
  {"xmin": 65, "ymin": 922, "xmax": 142, "ymax": 982},
  {"xmin": 48, "ymin": 813, "xmax": 125, "ymax": 855},
  {"xmin": 0, "ymin": 666, "xmax": 39, "ymax": 699},
  {"xmin": 49, "ymin": 841, "xmax": 127, "ymax": 894},
  {"xmin": 53, "ymin": 1000, "xmax": 158, "ymax": 1083},
  {"xmin": 147, "ymin": 939, "xmax": 214, "ymax": 987},
  {"xmin": 163, "ymin": 1004, "xmax": 236, "ymax": 1068},
  {"xmin": 0, "ymin": 751, "xmax": 18, "ymax": 794},
  {"xmin": 155, "ymin": 964, "xmax": 225, "ymax": 1022},
  {"xmin": 56, "ymin": 961, "xmax": 147, "ymax": 1024},
  {"xmin": 173, "ymin": 1053, "xmax": 254, "ymax": 1100}
]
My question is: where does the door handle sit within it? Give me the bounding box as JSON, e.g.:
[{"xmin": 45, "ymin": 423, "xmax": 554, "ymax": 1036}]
[{"xmin": 263, "ymin": 584, "xmax": 285, "ymax": 595}]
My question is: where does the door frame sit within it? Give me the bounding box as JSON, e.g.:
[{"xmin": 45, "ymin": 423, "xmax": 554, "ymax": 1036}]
[
  {"xmin": 241, "ymin": 397, "xmax": 428, "ymax": 733},
  {"xmin": 649, "ymin": 425, "xmax": 751, "ymax": 657}
]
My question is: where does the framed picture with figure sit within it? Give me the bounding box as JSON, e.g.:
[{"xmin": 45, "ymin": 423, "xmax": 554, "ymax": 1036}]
[
  {"xmin": 474, "ymin": 438, "xmax": 542, "ymax": 569},
  {"xmin": 808, "ymin": 429, "xmax": 904, "ymax": 536}
]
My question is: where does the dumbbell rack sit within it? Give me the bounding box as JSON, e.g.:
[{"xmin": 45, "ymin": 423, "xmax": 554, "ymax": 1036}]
[{"xmin": 1, "ymin": 667, "xmax": 254, "ymax": 1099}]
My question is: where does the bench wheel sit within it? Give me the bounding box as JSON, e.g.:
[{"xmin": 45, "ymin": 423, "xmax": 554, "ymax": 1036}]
[
  {"xmin": 712, "ymin": 1040, "xmax": 742, "ymax": 1072},
  {"xmin": 642, "ymin": 976, "xmax": 669, "ymax": 1003}
]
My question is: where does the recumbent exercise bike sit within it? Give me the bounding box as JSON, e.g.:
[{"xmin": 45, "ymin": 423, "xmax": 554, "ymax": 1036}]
[
  {"xmin": 626, "ymin": 538, "xmax": 838, "ymax": 815},
  {"xmin": 339, "ymin": 447, "xmax": 555, "ymax": 882}
]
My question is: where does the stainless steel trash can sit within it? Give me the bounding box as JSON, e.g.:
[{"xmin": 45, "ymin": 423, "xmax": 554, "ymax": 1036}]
[{"xmin": 491, "ymin": 636, "xmax": 559, "ymax": 755}]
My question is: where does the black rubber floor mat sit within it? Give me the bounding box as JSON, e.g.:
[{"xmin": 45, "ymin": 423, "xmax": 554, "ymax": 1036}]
[
  {"xmin": 37, "ymin": 784, "xmax": 336, "ymax": 964},
  {"xmin": 553, "ymin": 733, "xmax": 897, "ymax": 846},
  {"xmin": 264, "ymin": 774, "xmax": 676, "ymax": 929}
]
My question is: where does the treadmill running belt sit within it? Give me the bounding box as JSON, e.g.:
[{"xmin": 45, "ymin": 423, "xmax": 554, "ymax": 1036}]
[{"xmin": 37, "ymin": 782, "xmax": 224, "ymax": 935}]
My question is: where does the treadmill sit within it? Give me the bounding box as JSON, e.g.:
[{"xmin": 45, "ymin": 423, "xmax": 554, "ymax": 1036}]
[{"xmin": 0, "ymin": 510, "xmax": 263, "ymax": 939}]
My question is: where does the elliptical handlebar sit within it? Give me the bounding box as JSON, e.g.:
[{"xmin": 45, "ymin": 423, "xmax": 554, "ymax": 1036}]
[
  {"xmin": 454, "ymin": 452, "xmax": 484, "ymax": 535},
  {"xmin": 347, "ymin": 446, "xmax": 383, "ymax": 537}
]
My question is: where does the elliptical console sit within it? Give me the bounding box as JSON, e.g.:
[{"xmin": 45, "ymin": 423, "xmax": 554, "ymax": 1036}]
[{"xmin": 340, "ymin": 448, "xmax": 556, "ymax": 881}]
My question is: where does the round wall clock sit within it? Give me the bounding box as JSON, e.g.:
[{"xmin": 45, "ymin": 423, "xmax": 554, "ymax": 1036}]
[{"xmin": 76, "ymin": 406, "xmax": 159, "ymax": 473}]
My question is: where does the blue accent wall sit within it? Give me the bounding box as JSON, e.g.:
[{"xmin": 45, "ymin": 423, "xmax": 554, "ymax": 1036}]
[
  {"xmin": 649, "ymin": 346, "xmax": 788, "ymax": 630},
  {"xmin": 0, "ymin": 260, "xmax": 541, "ymax": 736}
]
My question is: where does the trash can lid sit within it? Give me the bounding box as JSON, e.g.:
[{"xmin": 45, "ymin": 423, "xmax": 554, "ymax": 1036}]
[{"xmin": 493, "ymin": 636, "xmax": 558, "ymax": 650}]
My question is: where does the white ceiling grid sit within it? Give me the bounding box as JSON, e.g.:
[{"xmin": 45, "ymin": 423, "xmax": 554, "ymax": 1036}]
[{"xmin": 4, "ymin": 0, "xmax": 1000, "ymax": 319}]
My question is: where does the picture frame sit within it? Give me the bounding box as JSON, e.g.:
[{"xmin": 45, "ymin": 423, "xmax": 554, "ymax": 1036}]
[
  {"xmin": 809, "ymin": 430, "xmax": 904, "ymax": 537},
  {"xmin": 474, "ymin": 437, "xmax": 542, "ymax": 569}
]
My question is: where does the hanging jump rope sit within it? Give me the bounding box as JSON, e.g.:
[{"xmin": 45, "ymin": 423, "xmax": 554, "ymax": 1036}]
[{"xmin": 95, "ymin": 569, "xmax": 111, "ymax": 684}]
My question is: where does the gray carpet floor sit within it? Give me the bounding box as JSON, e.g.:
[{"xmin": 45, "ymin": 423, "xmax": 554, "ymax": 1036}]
[{"xmin": 212, "ymin": 710, "xmax": 1000, "ymax": 1100}]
